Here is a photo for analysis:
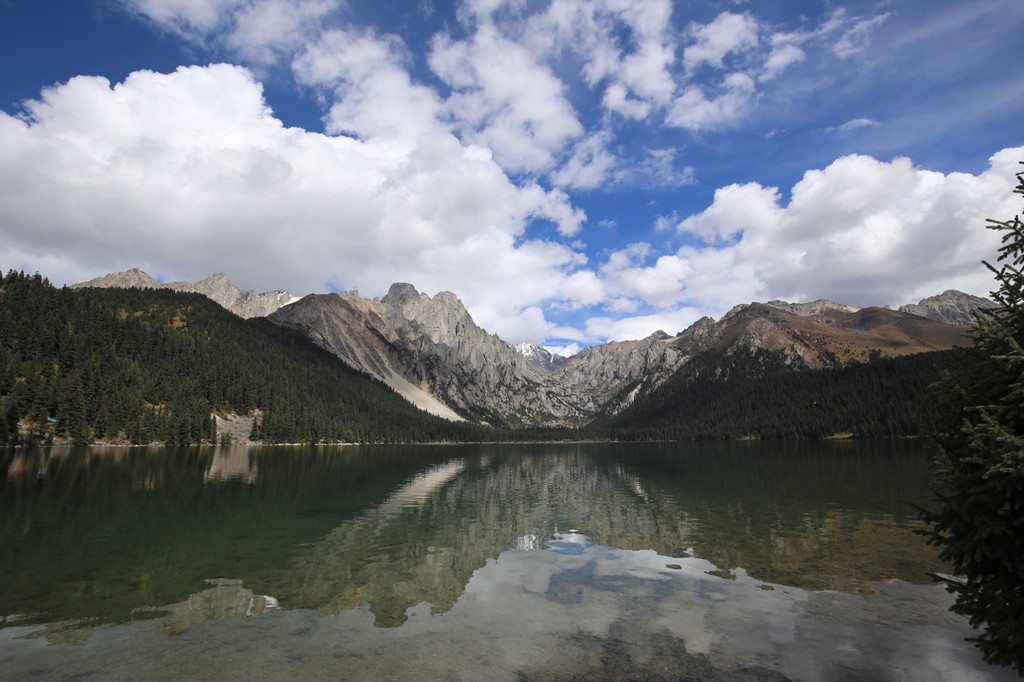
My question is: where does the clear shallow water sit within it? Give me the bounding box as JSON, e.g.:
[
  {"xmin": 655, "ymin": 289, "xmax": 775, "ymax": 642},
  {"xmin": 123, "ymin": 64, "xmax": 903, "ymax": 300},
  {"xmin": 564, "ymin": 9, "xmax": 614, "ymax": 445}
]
[{"xmin": 0, "ymin": 441, "xmax": 1014, "ymax": 681}]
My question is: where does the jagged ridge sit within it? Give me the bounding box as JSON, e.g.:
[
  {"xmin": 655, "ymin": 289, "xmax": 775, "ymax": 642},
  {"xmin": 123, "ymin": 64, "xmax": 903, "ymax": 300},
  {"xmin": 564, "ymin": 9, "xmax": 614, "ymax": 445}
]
[
  {"xmin": 73, "ymin": 268, "xmax": 294, "ymax": 319},
  {"xmin": 74, "ymin": 269, "xmax": 986, "ymax": 428}
]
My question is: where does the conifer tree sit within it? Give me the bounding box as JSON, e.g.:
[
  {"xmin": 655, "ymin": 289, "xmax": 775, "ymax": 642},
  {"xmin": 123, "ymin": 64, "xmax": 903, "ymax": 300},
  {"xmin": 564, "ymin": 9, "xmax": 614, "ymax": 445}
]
[{"xmin": 925, "ymin": 163, "xmax": 1024, "ymax": 674}]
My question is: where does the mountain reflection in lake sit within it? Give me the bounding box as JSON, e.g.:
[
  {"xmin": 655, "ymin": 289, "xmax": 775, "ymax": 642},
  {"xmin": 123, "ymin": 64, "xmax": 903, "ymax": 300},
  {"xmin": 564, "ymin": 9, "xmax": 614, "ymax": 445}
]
[{"xmin": 0, "ymin": 442, "xmax": 1014, "ymax": 681}]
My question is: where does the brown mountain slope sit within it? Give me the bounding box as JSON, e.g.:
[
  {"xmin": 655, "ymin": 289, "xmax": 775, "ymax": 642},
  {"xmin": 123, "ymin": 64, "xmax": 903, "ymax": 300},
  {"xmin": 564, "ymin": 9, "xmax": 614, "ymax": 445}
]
[
  {"xmin": 676, "ymin": 303, "xmax": 971, "ymax": 369},
  {"xmin": 71, "ymin": 268, "xmax": 980, "ymax": 426}
]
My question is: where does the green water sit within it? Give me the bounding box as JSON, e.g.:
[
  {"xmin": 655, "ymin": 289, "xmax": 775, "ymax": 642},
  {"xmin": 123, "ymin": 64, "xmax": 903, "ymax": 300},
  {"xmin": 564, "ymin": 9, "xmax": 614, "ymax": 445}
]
[{"xmin": 0, "ymin": 441, "xmax": 1014, "ymax": 680}]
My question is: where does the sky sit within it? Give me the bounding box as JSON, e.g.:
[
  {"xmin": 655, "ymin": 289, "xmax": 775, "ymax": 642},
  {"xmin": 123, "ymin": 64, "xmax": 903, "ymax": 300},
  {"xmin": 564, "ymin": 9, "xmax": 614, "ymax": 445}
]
[{"xmin": 1, "ymin": 0, "xmax": 1023, "ymax": 354}]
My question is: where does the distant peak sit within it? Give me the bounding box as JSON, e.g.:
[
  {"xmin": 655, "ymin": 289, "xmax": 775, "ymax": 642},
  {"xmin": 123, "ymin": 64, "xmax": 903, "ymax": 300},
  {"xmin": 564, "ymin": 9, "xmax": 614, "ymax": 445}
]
[
  {"xmin": 898, "ymin": 289, "xmax": 994, "ymax": 325},
  {"xmin": 382, "ymin": 282, "xmax": 421, "ymax": 305},
  {"xmin": 196, "ymin": 272, "xmax": 235, "ymax": 286},
  {"xmin": 764, "ymin": 299, "xmax": 860, "ymax": 316},
  {"xmin": 72, "ymin": 268, "xmax": 160, "ymax": 290}
]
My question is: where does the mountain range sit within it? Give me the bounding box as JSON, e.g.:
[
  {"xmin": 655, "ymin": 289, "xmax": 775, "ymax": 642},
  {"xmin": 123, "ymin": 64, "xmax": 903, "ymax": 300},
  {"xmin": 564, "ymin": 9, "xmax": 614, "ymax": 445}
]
[
  {"xmin": 73, "ymin": 269, "xmax": 295, "ymax": 319},
  {"xmin": 74, "ymin": 270, "xmax": 989, "ymax": 428}
]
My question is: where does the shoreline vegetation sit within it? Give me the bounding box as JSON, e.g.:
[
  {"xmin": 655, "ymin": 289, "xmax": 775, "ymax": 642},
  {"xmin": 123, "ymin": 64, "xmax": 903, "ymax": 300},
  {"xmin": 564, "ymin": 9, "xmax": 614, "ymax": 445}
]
[{"xmin": 1, "ymin": 269, "xmax": 974, "ymax": 448}]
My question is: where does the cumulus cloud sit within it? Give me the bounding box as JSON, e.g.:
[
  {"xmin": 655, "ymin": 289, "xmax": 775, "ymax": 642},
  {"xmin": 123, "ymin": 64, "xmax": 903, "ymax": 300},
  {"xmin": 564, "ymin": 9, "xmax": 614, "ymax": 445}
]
[
  {"xmin": 580, "ymin": 309, "xmax": 707, "ymax": 343},
  {"xmin": 555, "ymin": 148, "xmax": 1021, "ymax": 344},
  {"xmin": 675, "ymin": 148, "xmax": 1023, "ymax": 306},
  {"xmin": 550, "ymin": 132, "xmax": 617, "ymax": 190},
  {"xmin": 530, "ymin": 0, "xmax": 677, "ymax": 107},
  {"xmin": 0, "ymin": 64, "xmax": 588, "ymax": 343},
  {"xmin": 123, "ymin": 0, "xmax": 341, "ymax": 64},
  {"xmin": 665, "ymin": 73, "xmax": 756, "ymax": 131},
  {"xmin": 760, "ymin": 43, "xmax": 805, "ymax": 81},
  {"xmin": 6, "ymin": 0, "xmax": 1017, "ymax": 351},
  {"xmin": 429, "ymin": 24, "xmax": 584, "ymax": 174},
  {"xmin": 294, "ymin": 28, "xmax": 443, "ymax": 141},
  {"xmin": 683, "ymin": 12, "xmax": 759, "ymax": 73}
]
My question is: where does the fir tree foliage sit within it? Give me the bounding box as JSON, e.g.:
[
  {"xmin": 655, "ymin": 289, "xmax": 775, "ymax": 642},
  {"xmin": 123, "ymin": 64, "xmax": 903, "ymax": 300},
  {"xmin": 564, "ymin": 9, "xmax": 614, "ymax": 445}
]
[
  {"xmin": 924, "ymin": 163, "xmax": 1024, "ymax": 675},
  {"xmin": 0, "ymin": 273, "xmax": 483, "ymax": 445},
  {"xmin": 595, "ymin": 345, "xmax": 972, "ymax": 441}
]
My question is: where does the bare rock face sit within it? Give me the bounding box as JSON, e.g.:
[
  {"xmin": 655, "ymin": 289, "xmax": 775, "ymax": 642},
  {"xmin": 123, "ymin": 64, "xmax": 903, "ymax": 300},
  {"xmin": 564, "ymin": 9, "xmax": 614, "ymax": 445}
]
[
  {"xmin": 678, "ymin": 316, "xmax": 721, "ymax": 352},
  {"xmin": 270, "ymin": 284, "xmax": 975, "ymax": 427},
  {"xmin": 764, "ymin": 299, "xmax": 861, "ymax": 317},
  {"xmin": 270, "ymin": 283, "xmax": 696, "ymax": 426},
  {"xmin": 73, "ymin": 267, "xmax": 161, "ymax": 290},
  {"xmin": 511, "ymin": 343, "xmax": 567, "ymax": 374},
  {"xmin": 898, "ymin": 290, "xmax": 993, "ymax": 325},
  {"xmin": 554, "ymin": 333, "xmax": 689, "ymax": 414},
  {"xmin": 71, "ymin": 268, "xmax": 981, "ymax": 428},
  {"xmin": 73, "ymin": 269, "xmax": 293, "ymax": 319},
  {"xmin": 272, "ymin": 285, "xmax": 585, "ymax": 425},
  {"xmin": 188, "ymin": 273, "xmax": 293, "ymax": 319}
]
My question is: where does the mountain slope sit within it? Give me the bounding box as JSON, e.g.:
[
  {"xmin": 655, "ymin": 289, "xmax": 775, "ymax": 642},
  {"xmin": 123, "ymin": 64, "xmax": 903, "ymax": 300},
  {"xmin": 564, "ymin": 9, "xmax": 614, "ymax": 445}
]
[
  {"xmin": 71, "ymin": 268, "xmax": 985, "ymax": 430},
  {"xmin": 73, "ymin": 268, "xmax": 295, "ymax": 318},
  {"xmin": 899, "ymin": 290, "xmax": 994, "ymax": 325},
  {"xmin": 270, "ymin": 285, "xmax": 587, "ymax": 426},
  {"xmin": 0, "ymin": 271, "xmax": 479, "ymax": 446},
  {"xmin": 598, "ymin": 347, "xmax": 978, "ymax": 440}
]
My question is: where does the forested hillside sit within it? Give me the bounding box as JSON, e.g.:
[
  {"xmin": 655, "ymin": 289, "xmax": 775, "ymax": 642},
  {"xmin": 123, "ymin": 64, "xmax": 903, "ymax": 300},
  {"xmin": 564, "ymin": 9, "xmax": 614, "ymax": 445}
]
[
  {"xmin": 0, "ymin": 269, "xmax": 978, "ymax": 446},
  {"xmin": 597, "ymin": 346, "xmax": 977, "ymax": 440},
  {"xmin": 0, "ymin": 271, "xmax": 482, "ymax": 445}
]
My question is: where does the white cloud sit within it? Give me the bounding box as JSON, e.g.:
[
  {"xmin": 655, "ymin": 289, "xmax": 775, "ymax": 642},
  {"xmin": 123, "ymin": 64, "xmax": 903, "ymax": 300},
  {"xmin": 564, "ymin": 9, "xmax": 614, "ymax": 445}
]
[
  {"xmin": 558, "ymin": 270, "xmax": 607, "ymax": 309},
  {"xmin": 429, "ymin": 23, "xmax": 584, "ymax": 174},
  {"xmin": 294, "ymin": 28, "xmax": 443, "ymax": 142},
  {"xmin": 0, "ymin": 65, "xmax": 588, "ymax": 337},
  {"xmin": 544, "ymin": 147, "xmax": 1021, "ymax": 343},
  {"xmin": 677, "ymin": 181, "xmax": 784, "ymax": 243},
  {"xmin": 468, "ymin": 304, "xmax": 554, "ymax": 346},
  {"xmin": 628, "ymin": 149, "xmax": 696, "ymax": 188},
  {"xmin": 543, "ymin": 342, "xmax": 581, "ymax": 358},
  {"xmin": 760, "ymin": 43, "xmax": 805, "ymax": 81},
  {"xmin": 580, "ymin": 309, "xmax": 705, "ymax": 343},
  {"xmin": 676, "ymin": 148, "xmax": 1023, "ymax": 307},
  {"xmin": 122, "ymin": 0, "xmax": 341, "ymax": 64},
  {"xmin": 834, "ymin": 12, "xmax": 893, "ymax": 58},
  {"xmin": 683, "ymin": 12, "xmax": 759, "ymax": 73},
  {"xmin": 531, "ymin": 0, "xmax": 677, "ymax": 109},
  {"xmin": 601, "ymin": 82, "xmax": 651, "ymax": 120},
  {"xmin": 600, "ymin": 251, "xmax": 692, "ymax": 308},
  {"xmin": 665, "ymin": 73, "xmax": 756, "ymax": 131},
  {"xmin": 828, "ymin": 117, "xmax": 880, "ymax": 136},
  {"xmin": 121, "ymin": 0, "xmax": 244, "ymax": 35},
  {"xmin": 550, "ymin": 132, "xmax": 617, "ymax": 190},
  {"xmin": 227, "ymin": 0, "xmax": 339, "ymax": 64}
]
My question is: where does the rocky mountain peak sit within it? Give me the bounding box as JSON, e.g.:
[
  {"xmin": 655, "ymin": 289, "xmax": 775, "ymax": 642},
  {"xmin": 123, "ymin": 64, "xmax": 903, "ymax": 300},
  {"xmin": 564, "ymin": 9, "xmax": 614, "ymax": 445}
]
[
  {"xmin": 382, "ymin": 282, "xmax": 423, "ymax": 306},
  {"xmin": 71, "ymin": 268, "xmax": 982, "ymax": 428},
  {"xmin": 678, "ymin": 316, "xmax": 721, "ymax": 351},
  {"xmin": 898, "ymin": 290, "xmax": 993, "ymax": 325},
  {"xmin": 512, "ymin": 342, "xmax": 567, "ymax": 374},
  {"xmin": 765, "ymin": 299, "xmax": 861, "ymax": 317},
  {"xmin": 72, "ymin": 268, "xmax": 293, "ymax": 319},
  {"xmin": 197, "ymin": 272, "xmax": 231, "ymax": 286},
  {"xmin": 73, "ymin": 268, "xmax": 160, "ymax": 290}
]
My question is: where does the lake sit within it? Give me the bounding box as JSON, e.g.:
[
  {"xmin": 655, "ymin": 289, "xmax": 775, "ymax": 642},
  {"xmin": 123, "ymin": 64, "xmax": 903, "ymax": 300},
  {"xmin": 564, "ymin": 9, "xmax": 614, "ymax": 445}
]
[{"xmin": 0, "ymin": 441, "xmax": 1015, "ymax": 681}]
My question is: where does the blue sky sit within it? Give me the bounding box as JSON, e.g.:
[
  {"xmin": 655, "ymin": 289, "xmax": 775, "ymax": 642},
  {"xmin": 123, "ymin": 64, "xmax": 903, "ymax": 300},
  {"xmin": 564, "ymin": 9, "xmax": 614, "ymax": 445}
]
[{"xmin": 1, "ymin": 0, "xmax": 1022, "ymax": 352}]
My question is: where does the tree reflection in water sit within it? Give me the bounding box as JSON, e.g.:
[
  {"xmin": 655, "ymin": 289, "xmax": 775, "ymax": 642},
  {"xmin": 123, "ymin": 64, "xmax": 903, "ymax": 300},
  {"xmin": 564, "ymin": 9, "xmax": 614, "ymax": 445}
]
[{"xmin": 1, "ymin": 441, "xmax": 1010, "ymax": 681}]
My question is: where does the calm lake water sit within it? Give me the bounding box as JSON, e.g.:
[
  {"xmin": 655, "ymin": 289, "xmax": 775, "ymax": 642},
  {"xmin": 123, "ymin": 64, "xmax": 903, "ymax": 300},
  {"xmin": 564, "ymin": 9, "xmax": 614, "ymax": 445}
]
[{"xmin": 0, "ymin": 441, "xmax": 1015, "ymax": 681}]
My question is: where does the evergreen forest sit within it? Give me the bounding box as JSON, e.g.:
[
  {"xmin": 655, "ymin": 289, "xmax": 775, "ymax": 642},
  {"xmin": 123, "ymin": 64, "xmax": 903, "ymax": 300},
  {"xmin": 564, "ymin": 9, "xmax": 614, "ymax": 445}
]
[
  {"xmin": 0, "ymin": 269, "xmax": 976, "ymax": 446},
  {"xmin": 0, "ymin": 270, "xmax": 483, "ymax": 446},
  {"xmin": 594, "ymin": 345, "xmax": 978, "ymax": 441}
]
